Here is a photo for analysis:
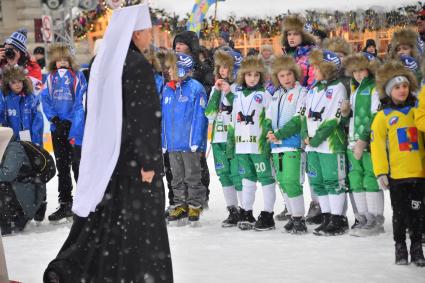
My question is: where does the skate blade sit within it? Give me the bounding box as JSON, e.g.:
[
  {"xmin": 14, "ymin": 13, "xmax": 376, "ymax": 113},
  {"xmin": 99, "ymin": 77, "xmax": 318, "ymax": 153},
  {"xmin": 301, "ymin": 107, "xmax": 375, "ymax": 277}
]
[
  {"xmin": 313, "ymin": 230, "xmax": 326, "ymax": 236},
  {"xmin": 167, "ymin": 218, "xmax": 188, "ymax": 227},
  {"xmin": 290, "ymin": 229, "xmax": 307, "ymax": 235},
  {"xmin": 221, "ymin": 223, "xmax": 238, "ymax": 228},
  {"xmin": 254, "ymin": 226, "xmax": 276, "ymax": 231},
  {"xmin": 49, "ymin": 217, "xmax": 73, "ymax": 225}
]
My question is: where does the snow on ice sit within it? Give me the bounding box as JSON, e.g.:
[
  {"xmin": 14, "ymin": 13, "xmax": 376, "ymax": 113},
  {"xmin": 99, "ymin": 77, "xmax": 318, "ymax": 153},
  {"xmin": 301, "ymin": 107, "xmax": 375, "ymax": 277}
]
[{"xmin": 2, "ymin": 152, "xmax": 425, "ymax": 282}]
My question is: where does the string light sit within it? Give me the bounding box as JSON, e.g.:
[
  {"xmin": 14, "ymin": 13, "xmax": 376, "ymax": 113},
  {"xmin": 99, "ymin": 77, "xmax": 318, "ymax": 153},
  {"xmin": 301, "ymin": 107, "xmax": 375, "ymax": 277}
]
[{"xmin": 73, "ymin": 2, "xmax": 422, "ymax": 41}]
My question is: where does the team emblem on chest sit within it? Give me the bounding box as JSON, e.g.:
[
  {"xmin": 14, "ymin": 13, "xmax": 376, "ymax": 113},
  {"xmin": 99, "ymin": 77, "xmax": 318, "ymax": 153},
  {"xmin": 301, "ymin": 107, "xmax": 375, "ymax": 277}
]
[{"xmin": 237, "ymin": 110, "xmax": 255, "ymax": 125}]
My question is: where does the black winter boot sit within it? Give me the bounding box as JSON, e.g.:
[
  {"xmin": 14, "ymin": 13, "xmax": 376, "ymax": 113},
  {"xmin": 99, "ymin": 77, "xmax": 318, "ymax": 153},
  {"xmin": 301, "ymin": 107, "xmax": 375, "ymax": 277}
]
[
  {"xmin": 306, "ymin": 201, "xmax": 322, "ymax": 224},
  {"xmin": 34, "ymin": 201, "xmax": 47, "ymax": 222},
  {"xmin": 324, "ymin": 215, "xmax": 347, "ymax": 236},
  {"xmin": 222, "ymin": 206, "xmax": 240, "ymax": 228},
  {"xmin": 395, "ymin": 242, "xmax": 408, "ymax": 265},
  {"xmin": 282, "ymin": 216, "xmax": 294, "ymax": 233},
  {"xmin": 313, "ymin": 213, "xmax": 331, "ymax": 236},
  {"xmin": 410, "ymin": 241, "xmax": 425, "ymax": 267},
  {"xmin": 291, "ymin": 217, "xmax": 307, "ymax": 234},
  {"xmin": 254, "ymin": 211, "xmax": 275, "ymax": 231},
  {"xmin": 238, "ymin": 209, "xmax": 256, "ymax": 230},
  {"xmin": 48, "ymin": 202, "xmax": 74, "ymax": 222}
]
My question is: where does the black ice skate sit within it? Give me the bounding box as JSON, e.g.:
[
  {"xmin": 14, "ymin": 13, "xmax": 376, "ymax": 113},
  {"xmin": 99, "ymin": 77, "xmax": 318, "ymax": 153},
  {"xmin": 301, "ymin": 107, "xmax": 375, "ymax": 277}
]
[
  {"xmin": 238, "ymin": 209, "xmax": 256, "ymax": 230},
  {"xmin": 291, "ymin": 217, "xmax": 307, "ymax": 234},
  {"xmin": 306, "ymin": 201, "xmax": 322, "ymax": 224},
  {"xmin": 282, "ymin": 217, "xmax": 294, "ymax": 233},
  {"xmin": 313, "ymin": 213, "xmax": 331, "ymax": 236},
  {"xmin": 395, "ymin": 242, "xmax": 408, "ymax": 265},
  {"xmin": 323, "ymin": 215, "xmax": 347, "ymax": 236},
  {"xmin": 48, "ymin": 202, "xmax": 73, "ymax": 223},
  {"xmin": 254, "ymin": 211, "xmax": 275, "ymax": 231},
  {"xmin": 34, "ymin": 201, "xmax": 47, "ymax": 223},
  {"xmin": 275, "ymin": 206, "xmax": 290, "ymax": 221},
  {"xmin": 167, "ymin": 205, "xmax": 188, "ymax": 226},
  {"xmin": 410, "ymin": 242, "xmax": 425, "ymax": 267},
  {"xmin": 222, "ymin": 206, "xmax": 240, "ymax": 228}
]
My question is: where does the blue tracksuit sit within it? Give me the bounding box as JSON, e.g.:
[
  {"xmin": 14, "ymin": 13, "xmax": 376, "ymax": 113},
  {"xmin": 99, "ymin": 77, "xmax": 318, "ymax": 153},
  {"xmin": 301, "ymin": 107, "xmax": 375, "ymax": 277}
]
[
  {"xmin": 155, "ymin": 73, "xmax": 165, "ymax": 99},
  {"xmin": 161, "ymin": 78, "xmax": 208, "ymax": 152},
  {"xmin": 41, "ymin": 68, "xmax": 87, "ymax": 137},
  {"xmin": 3, "ymin": 91, "xmax": 44, "ymax": 146}
]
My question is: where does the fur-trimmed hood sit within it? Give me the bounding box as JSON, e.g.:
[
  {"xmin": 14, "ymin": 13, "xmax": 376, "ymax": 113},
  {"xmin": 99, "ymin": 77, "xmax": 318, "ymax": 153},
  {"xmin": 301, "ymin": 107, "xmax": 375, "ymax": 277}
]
[
  {"xmin": 47, "ymin": 43, "xmax": 77, "ymax": 72},
  {"xmin": 388, "ymin": 29, "xmax": 420, "ymax": 60},
  {"xmin": 236, "ymin": 55, "xmax": 267, "ymax": 85},
  {"xmin": 271, "ymin": 55, "xmax": 302, "ymax": 87},
  {"xmin": 281, "ymin": 15, "xmax": 316, "ymax": 50},
  {"xmin": 214, "ymin": 50, "xmax": 234, "ymax": 80},
  {"xmin": 142, "ymin": 46, "xmax": 161, "ymax": 73},
  {"xmin": 343, "ymin": 53, "xmax": 378, "ymax": 77},
  {"xmin": 1, "ymin": 65, "xmax": 33, "ymax": 95},
  {"xmin": 309, "ymin": 49, "xmax": 341, "ymax": 82},
  {"xmin": 375, "ymin": 60, "xmax": 418, "ymax": 98},
  {"xmin": 323, "ymin": 37, "xmax": 352, "ymax": 57}
]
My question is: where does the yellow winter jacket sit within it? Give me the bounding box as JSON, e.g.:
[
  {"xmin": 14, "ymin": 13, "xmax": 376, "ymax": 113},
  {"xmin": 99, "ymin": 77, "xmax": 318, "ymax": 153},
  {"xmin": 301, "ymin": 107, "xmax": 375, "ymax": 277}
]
[
  {"xmin": 415, "ymin": 86, "xmax": 425, "ymax": 132},
  {"xmin": 371, "ymin": 105, "xmax": 425, "ymax": 179}
]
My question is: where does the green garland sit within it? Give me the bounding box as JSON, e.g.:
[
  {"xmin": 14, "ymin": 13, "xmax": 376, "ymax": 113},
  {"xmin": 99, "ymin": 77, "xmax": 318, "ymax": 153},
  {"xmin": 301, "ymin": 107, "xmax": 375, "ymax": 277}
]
[{"xmin": 73, "ymin": 1, "xmax": 424, "ymax": 40}]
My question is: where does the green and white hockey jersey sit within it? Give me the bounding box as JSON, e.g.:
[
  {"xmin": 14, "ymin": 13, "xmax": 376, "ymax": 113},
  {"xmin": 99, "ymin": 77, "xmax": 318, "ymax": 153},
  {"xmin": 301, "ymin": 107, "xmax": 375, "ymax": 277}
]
[
  {"xmin": 227, "ymin": 86, "xmax": 272, "ymax": 155},
  {"xmin": 303, "ymin": 80, "xmax": 347, "ymax": 154},
  {"xmin": 205, "ymin": 85, "xmax": 237, "ymax": 143},
  {"xmin": 347, "ymin": 77, "xmax": 380, "ymax": 149},
  {"xmin": 265, "ymin": 82, "xmax": 307, "ymax": 153}
]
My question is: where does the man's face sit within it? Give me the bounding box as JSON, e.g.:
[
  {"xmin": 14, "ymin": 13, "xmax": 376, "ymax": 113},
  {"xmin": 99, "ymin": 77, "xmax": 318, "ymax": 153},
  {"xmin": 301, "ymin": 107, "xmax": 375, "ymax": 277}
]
[
  {"xmin": 132, "ymin": 29, "xmax": 153, "ymax": 52},
  {"xmin": 175, "ymin": 42, "xmax": 190, "ymax": 54},
  {"xmin": 417, "ymin": 15, "xmax": 425, "ymax": 33}
]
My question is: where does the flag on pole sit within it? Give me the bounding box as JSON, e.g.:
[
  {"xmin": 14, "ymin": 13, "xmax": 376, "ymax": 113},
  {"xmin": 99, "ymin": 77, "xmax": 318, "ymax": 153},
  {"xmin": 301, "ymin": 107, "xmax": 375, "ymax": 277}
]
[{"xmin": 187, "ymin": 0, "xmax": 224, "ymax": 35}]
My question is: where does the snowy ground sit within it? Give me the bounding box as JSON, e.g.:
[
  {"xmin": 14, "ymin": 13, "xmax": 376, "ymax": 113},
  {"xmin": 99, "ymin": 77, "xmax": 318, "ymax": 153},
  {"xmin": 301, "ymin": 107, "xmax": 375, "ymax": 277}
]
[{"xmin": 3, "ymin": 153, "xmax": 425, "ymax": 282}]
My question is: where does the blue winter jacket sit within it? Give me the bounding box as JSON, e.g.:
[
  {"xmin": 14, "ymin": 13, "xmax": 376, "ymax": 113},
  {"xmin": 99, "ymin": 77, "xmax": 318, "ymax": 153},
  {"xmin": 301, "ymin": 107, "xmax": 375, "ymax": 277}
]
[
  {"xmin": 3, "ymin": 91, "xmax": 44, "ymax": 146},
  {"xmin": 0, "ymin": 94, "xmax": 6, "ymax": 125},
  {"xmin": 155, "ymin": 73, "xmax": 165, "ymax": 99},
  {"xmin": 41, "ymin": 68, "xmax": 87, "ymax": 136},
  {"xmin": 161, "ymin": 78, "xmax": 208, "ymax": 152}
]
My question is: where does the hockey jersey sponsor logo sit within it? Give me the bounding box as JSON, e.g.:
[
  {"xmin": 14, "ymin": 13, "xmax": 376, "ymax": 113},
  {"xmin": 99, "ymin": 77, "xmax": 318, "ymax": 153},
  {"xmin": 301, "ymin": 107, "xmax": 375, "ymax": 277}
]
[
  {"xmin": 397, "ymin": 127, "xmax": 419, "ymax": 151},
  {"xmin": 389, "ymin": 116, "xmax": 399, "ymax": 126},
  {"xmin": 307, "ymin": 169, "xmax": 317, "ymax": 177},
  {"xmin": 236, "ymin": 135, "xmax": 257, "ymax": 143},
  {"xmin": 254, "ymin": 93, "xmax": 263, "ymax": 104},
  {"xmin": 215, "ymin": 162, "xmax": 224, "ymax": 170}
]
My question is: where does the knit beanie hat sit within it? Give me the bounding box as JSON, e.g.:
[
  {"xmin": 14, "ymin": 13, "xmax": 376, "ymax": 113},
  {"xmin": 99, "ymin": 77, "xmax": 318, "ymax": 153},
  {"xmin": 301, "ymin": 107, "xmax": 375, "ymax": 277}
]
[
  {"xmin": 5, "ymin": 28, "xmax": 28, "ymax": 54},
  {"xmin": 365, "ymin": 39, "xmax": 376, "ymax": 49},
  {"xmin": 219, "ymin": 31, "xmax": 230, "ymax": 43},
  {"xmin": 176, "ymin": 53, "xmax": 194, "ymax": 78}
]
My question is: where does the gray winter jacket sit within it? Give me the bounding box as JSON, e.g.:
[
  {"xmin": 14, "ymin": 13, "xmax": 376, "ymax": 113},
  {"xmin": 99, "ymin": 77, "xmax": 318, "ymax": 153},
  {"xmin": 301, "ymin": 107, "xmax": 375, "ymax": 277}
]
[{"xmin": 0, "ymin": 141, "xmax": 46, "ymax": 218}]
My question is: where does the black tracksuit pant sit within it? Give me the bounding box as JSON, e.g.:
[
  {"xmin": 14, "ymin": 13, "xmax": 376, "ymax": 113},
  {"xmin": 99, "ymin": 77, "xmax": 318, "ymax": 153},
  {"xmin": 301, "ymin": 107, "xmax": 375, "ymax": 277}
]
[{"xmin": 389, "ymin": 178, "xmax": 425, "ymax": 244}]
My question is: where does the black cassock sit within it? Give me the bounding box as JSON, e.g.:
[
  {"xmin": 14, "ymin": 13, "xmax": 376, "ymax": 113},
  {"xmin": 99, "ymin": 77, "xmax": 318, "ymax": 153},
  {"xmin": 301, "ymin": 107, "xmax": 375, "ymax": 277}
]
[{"xmin": 43, "ymin": 44, "xmax": 173, "ymax": 283}]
